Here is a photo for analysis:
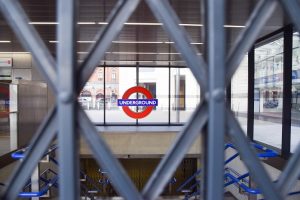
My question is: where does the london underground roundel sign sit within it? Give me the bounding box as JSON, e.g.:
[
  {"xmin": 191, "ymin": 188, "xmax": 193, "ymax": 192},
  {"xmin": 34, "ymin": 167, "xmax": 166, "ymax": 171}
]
[{"xmin": 117, "ymin": 86, "xmax": 158, "ymax": 119}]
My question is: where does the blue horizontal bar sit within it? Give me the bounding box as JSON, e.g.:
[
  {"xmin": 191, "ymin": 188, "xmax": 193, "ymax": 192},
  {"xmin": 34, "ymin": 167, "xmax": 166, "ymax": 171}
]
[
  {"xmin": 19, "ymin": 176, "xmax": 58, "ymax": 198},
  {"xmin": 11, "ymin": 145, "xmax": 58, "ymax": 160},
  {"xmin": 224, "ymin": 173, "xmax": 260, "ymax": 194},
  {"xmin": 117, "ymin": 99, "xmax": 158, "ymax": 106}
]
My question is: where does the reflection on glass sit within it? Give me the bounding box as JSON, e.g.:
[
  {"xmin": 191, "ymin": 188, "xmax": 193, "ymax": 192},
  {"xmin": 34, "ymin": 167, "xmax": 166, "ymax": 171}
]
[
  {"xmin": 291, "ymin": 32, "xmax": 300, "ymax": 153},
  {"xmin": 0, "ymin": 82, "xmax": 11, "ymax": 156},
  {"xmin": 138, "ymin": 67, "xmax": 169, "ymax": 123},
  {"xmin": 231, "ymin": 55, "xmax": 248, "ymax": 132},
  {"xmin": 79, "ymin": 67, "xmax": 104, "ymax": 124},
  {"xmin": 170, "ymin": 68, "xmax": 200, "ymax": 123},
  {"xmin": 106, "ymin": 67, "xmax": 136, "ymax": 123},
  {"xmin": 254, "ymin": 37, "xmax": 283, "ymax": 149}
]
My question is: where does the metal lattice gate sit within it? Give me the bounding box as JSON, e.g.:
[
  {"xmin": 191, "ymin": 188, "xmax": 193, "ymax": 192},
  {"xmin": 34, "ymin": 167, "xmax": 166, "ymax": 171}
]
[{"xmin": 0, "ymin": 0, "xmax": 300, "ymax": 199}]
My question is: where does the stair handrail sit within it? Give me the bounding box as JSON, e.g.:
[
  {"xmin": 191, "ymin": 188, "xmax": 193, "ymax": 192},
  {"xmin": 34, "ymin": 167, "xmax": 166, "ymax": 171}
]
[
  {"xmin": 11, "ymin": 145, "xmax": 57, "ymax": 160},
  {"xmin": 177, "ymin": 142, "xmax": 278, "ymax": 194},
  {"xmin": 18, "ymin": 176, "xmax": 58, "ymax": 198}
]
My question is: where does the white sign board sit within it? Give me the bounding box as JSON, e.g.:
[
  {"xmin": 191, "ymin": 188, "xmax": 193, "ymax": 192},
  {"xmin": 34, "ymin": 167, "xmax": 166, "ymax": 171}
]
[{"xmin": 0, "ymin": 58, "xmax": 12, "ymax": 67}]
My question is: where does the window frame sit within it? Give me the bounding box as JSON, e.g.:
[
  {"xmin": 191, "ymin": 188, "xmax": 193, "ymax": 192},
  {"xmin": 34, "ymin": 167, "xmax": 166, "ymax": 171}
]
[{"xmin": 249, "ymin": 25, "xmax": 294, "ymax": 159}]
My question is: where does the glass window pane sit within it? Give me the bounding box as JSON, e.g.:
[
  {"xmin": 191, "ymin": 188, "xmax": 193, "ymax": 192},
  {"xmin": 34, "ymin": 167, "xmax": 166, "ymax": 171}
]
[
  {"xmin": 254, "ymin": 37, "xmax": 284, "ymax": 149},
  {"xmin": 291, "ymin": 32, "xmax": 300, "ymax": 153},
  {"xmin": 138, "ymin": 67, "xmax": 169, "ymax": 123},
  {"xmin": 170, "ymin": 68, "xmax": 200, "ymax": 123},
  {"xmin": 231, "ymin": 55, "xmax": 248, "ymax": 132},
  {"xmin": 106, "ymin": 67, "xmax": 136, "ymax": 123},
  {"xmin": 79, "ymin": 67, "xmax": 104, "ymax": 124}
]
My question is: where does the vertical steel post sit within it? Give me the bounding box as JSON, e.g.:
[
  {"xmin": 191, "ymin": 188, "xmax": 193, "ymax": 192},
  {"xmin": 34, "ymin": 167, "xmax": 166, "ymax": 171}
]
[
  {"xmin": 57, "ymin": 0, "xmax": 79, "ymax": 199},
  {"xmin": 206, "ymin": 0, "xmax": 225, "ymax": 199}
]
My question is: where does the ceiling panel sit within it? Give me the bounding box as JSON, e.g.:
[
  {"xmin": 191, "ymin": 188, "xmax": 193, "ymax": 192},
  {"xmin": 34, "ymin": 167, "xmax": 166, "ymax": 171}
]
[{"xmin": 0, "ymin": 0, "xmax": 285, "ymax": 64}]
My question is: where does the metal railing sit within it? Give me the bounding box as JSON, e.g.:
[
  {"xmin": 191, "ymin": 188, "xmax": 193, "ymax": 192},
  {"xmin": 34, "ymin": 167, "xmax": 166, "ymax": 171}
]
[
  {"xmin": 177, "ymin": 142, "xmax": 278, "ymax": 199},
  {"xmin": 11, "ymin": 145, "xmax": 101, "ymax": 198}
]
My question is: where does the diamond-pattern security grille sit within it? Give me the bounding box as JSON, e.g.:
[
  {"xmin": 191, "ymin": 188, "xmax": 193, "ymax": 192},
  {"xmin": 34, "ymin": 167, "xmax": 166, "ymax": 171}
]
[{"xmin": 0, "ymin": 0, "xmax": 300, "ymax": 199}]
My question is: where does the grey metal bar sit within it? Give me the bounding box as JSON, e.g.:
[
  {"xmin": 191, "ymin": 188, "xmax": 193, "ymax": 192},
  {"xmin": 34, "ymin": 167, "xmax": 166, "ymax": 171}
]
[
  {"xmin": 145, "ymin": 0, "xmax": 208, "ymax": 91},
  {"xmin": 200, "ymin": 0, "xmax": 208, "ymax": 197},
  {"xmin": 0, "ymin": 0, "xmax": 57, "ymax": 93},
  {"xmin": 226, "ymin": 0, "xmax": 277, "ymax": 85},
  {"xmin": 279, "ymin": 0, "xmax": 300, "ymax": 34},
  {"xmin": 78, "ymin": 0, "xmax": 140, "ymax": 92},
  {"xmin": 142, "ymin": 102, "xmax": 208, "ymax": 199},
  {"xmin": 57, "ymin": 0, "xmax": 79, "ymax": 199},
  {"xmin": 206, "ymin": 0, "xmax": 225, "ymax": 199},
  {"xmin": 227, "ymin": 109, "xmax": 282, "ymax": 200},
  {"xmin": 1, "ymin": 108, "xmax": 57, "ymax": 200},
  {"xmin": 78, "ymin": 108, "xmax": 142, "ymax": 200},
  {"xmin": 276, "ymin": 141, "xmax": 300, "ymax": 197}
]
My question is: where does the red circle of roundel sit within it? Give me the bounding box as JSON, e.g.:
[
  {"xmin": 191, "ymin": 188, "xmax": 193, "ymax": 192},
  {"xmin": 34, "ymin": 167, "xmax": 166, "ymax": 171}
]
[{"xmin": 122, "ymin": 86, "xmax": 154, "ymax": 119}]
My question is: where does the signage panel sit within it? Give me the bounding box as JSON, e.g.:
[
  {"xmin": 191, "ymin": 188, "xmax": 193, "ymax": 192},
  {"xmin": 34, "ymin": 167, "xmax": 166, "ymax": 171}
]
[{"xmin": 0, "ymin": 58, "xmax": 12, "ymax": 67}]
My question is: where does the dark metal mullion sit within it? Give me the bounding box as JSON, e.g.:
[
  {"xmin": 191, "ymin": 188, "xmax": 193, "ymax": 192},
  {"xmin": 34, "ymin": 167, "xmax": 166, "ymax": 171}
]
[
  {"xmin": 57, "ymin": 0, "xmax": 79, "ymax": 199},
  {"xmin": 104, "ymin": 65, "xmax": 106, "ymax": 125},
  {"xmin": 275, "ymin": 25, "xmax": 296, "ymax": 198},
  {"xmin": 136, "ymin": 64, "xmax": 139, "ymax": 125},
  {"xmin": 136, "ymin": 19, "xmax": 139, "ymax": 125},
  {"xmin": 226, "ymin": 83, "xmax": 231, "ymax": 107},
  {"xmin": 281, "ymin": 25, "xmax": 293, "ymax": 159},
  {"xmin": 168, "ymin": 43, "xmax": 171, "ymax": 125},
  {"xmin": 247, "ymin": 47, "xmax": 255, "ymax": 140},
  {"xmin": 168, "ymin": 64, "xmax": 171, "ymax": 125},
  {"xmin": 206, "ymin": 0, "xmax": 225, "ymax": 199}
]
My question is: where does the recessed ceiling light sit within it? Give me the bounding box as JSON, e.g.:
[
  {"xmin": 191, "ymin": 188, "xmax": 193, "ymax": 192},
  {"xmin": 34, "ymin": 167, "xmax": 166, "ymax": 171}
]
[
  {"xmin": 124, "ymin": 22, "xmax": 162, "ymax": 26},
  {"xmin": 50, "ymin": 41, "xmax": 96, "ymax": 43},
  {"xmin": 112, "ymin": 41, "xmax": 164, "ymax": 44},
  {"xmin": 99, "ymin": 60, "xmax": 185, "ymax": 63},
  {"xmin": 77, "ymin": 41, "xmax": 96, "ymax": 43},
  {"xmin": 29, "ymin": 21, "xmax": 245, "ymax": 28},
  {"xmin": 50, "ymin": 40, "xmax": 203, "ymax": 45},
  {"xmin": 179, "ymin": 23, "xmax": 203, "ymax": 27},
  {"xmin": 0, "ymin": 41, "xmax": 11, "ymax": 43},
  {"xmin": 109, "ymin": 52, "xmax": 180, "ymax": 55},
  {"xmin": 0, "ymin": 52, "xmax": 30, "ymax": 54},
  {"xmin": 29, "ymin": 22, "xmax": 58, "ymax": 25},
  {"xmin": 224, "ymin": 25, "xmax": 245, "ymax": 28},
  {"xmin": 98, "ymin": 22, "xmax": 109, "ymax": 25},
  {"xmin": 77, "ymin": 22, "xmax": 97, "ymax": 25}
]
